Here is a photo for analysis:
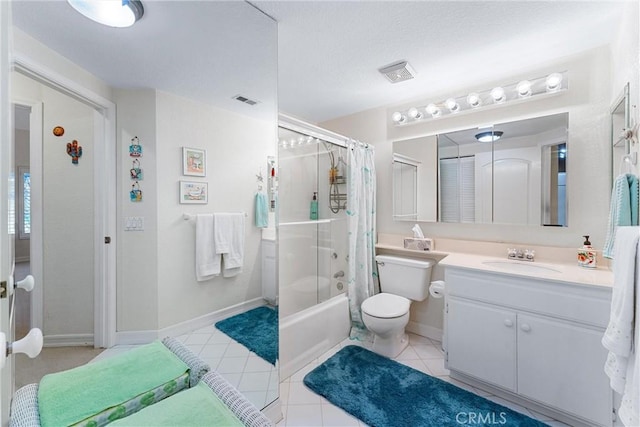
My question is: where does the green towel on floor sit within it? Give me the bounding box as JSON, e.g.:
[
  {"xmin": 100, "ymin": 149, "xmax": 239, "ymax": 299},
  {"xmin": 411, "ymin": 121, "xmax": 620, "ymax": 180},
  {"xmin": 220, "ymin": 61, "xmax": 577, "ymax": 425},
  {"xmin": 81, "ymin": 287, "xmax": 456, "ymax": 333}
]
[
  {"xmin": 38, "ymin": 341, "xmax": 189, "ymax": 427},
  {"xmin": 110, "ymin": 382, "xmax": 243, "ymax": 427}
]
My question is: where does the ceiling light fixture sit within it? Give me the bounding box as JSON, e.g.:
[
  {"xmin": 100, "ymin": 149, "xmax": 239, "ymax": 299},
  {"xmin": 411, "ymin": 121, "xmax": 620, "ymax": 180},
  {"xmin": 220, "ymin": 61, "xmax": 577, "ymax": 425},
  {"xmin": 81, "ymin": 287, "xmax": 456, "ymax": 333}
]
[
  {"xmin": 67, "ymin": 0, "xmax": 144, "ymax": 28},
  {"xmin": 390, "ymin": 71, "xmax": 567, "ymax": 126},
  {"xmin": 475, "ymin": 131, "xmax": 504, "ymax": 143}
]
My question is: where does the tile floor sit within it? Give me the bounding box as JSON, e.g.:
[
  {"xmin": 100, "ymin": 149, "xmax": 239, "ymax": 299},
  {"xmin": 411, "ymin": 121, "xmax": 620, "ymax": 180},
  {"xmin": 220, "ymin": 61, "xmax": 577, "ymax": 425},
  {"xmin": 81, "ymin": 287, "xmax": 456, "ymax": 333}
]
[
  {"xmin": 277, "ymin": 333, "xmax": 571, "ymax": 427},
  {"xmin": 93, "ymin": 324, "xmax": 278, "ymax": 410}
]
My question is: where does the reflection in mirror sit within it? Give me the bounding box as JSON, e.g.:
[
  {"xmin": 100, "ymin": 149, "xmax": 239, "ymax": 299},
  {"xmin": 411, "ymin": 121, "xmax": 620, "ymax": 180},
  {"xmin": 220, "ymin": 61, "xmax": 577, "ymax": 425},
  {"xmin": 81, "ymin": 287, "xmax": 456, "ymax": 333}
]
[
  {"xmin": 393, "ymin": 113, "xmax": 569, "ymax": 226},
  {"xmin": 611, "ymin": 82, "xmax": 631, "ymax": 179}
]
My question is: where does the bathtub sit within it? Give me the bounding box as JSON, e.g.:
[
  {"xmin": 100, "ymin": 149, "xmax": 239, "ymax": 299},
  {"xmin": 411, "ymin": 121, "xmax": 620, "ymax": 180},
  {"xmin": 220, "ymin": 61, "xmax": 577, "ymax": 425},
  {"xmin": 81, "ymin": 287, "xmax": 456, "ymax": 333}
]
[{"xmin": 279, "ymin": 293, "xmax": 351, "ymax": 380}]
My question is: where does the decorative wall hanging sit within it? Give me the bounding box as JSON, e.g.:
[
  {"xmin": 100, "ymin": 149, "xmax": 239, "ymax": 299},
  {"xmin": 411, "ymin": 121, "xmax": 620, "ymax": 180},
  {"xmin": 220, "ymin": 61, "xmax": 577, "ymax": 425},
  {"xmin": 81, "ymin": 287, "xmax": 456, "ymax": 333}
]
[
  {"xmin": 179, "ymin": 181, "xmax": 208, "ymax": 204},
  {"xmin": 53, "ymin": 126, "xmax": 64, "ymax": 137},
  {"xmin": 66, "ymin": 140, "xmax": 82, "ymax": 164},
  {"xmin": 129, "ymin": 136, "xmax": 142, "ymax": 157},
  {"xmin": 130, "ymin": 181, "xmax": 143, "ymax": 202},
  {"xmin": 130, "ymin": 159, "xmax": 143, "ymax": 180},
  {"xmin": 182, "ymin": 147, "xmax": 206, "ymax": 177}
]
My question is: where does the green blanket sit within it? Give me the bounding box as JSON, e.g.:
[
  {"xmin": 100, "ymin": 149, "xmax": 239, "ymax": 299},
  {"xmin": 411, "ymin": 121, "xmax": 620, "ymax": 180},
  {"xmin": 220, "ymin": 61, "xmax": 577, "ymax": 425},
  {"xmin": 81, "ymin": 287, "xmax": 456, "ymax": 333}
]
[
  {"xmin": 110, "ymin": 382, "xmax": 244, "ymax": 426},
  {"xmin": 38, "ymin": 341, "xmax": 189, "ymax": 427}
]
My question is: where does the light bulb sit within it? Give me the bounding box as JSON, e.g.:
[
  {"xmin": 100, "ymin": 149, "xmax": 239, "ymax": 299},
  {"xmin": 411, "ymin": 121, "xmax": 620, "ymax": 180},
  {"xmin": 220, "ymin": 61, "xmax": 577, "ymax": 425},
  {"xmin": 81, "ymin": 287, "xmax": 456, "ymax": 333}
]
[
  {"xmin": 426, "ymin": 103, "xmax": 441, "ymax": 118},
  {"xmin": 392, "ymin": 111, "xmax": 406, "ymax": 124},
  {"xmin": 490, "ymin": 87, "xmax": 506, "ymax": 103},
  {"xmin": 408, "ymin": 107, "xmax": 423, "ymax": 120},
  {"xmin": 445, "ymin": 98, "xmax": 460, "ymax": 113},
  {"xmin": 516, "ymin": 80, "xmax": 532, "ymax": 97},
  {"xmin": 466, "ymin": 93, "xmax": 481, "ymax": 108},
  {"xmin": 546, "ymin": 73, "xmax": 563, "ymax": 92}
]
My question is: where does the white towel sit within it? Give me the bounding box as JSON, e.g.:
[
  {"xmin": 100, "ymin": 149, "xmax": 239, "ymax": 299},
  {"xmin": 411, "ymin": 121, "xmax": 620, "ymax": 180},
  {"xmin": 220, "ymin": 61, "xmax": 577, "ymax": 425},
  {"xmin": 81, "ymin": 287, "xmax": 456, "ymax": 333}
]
[
  {"xmin": 602, "ymin": 226, "xmax": 640, "ymax": 426},
  {"xmin": 195, "ymin": 214, "xmax": 221, "ymax": 281},
  {"xmin": 213, "ymin": 213, "xmax": 245, "ymax": 278}
]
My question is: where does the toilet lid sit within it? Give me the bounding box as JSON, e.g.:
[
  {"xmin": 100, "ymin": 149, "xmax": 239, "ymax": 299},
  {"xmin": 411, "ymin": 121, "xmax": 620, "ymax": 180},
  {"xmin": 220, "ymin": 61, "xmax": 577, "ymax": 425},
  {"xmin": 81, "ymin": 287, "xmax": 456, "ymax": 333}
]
[{"xmin": 361, "ymin": 293, "xmax": 410, "ymax": 318}]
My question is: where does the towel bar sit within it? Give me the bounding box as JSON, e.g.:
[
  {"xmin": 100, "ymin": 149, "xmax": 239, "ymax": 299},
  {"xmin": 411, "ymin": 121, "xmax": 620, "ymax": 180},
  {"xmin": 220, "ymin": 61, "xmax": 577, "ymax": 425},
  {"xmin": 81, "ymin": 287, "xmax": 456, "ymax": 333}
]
[{"xmin": 183, "ymin": 212, "xmax": 247, "ymax": 221}]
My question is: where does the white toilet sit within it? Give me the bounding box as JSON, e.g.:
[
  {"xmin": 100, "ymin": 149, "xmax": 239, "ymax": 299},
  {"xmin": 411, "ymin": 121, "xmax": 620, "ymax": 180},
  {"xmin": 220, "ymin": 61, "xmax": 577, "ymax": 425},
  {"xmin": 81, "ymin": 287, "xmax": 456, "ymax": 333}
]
[{"xmin": 361, "ymin": 255, "xmax": 434, "ymax": 358}]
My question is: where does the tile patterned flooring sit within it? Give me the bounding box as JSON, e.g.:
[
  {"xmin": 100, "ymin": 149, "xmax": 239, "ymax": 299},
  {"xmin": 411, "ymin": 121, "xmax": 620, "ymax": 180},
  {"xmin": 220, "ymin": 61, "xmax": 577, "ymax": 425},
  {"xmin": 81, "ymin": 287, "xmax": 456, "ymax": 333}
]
[
  {"xmin": 97, "ymin": 327, "xmax": 572, "ymax": 427},
  {"xmin": 277, "ymin": 333, "xmax": 571, "ymax": 427}
]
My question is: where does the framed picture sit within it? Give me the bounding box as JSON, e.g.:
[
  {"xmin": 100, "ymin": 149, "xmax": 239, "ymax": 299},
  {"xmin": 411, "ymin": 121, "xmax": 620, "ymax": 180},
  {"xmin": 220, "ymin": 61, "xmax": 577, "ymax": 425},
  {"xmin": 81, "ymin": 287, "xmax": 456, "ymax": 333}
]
[
  {"xmin": 179, "ymin": 181, "xmax": 208, "ymax": 204},
  {"xmin": 182, "ymin": 147, "xmax": 206, "ymax": 177}
]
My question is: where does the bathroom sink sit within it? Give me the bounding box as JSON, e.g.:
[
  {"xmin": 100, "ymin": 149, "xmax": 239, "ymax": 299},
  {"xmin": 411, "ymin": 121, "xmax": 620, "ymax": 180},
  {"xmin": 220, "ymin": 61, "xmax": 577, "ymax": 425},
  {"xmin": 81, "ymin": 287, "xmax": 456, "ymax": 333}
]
[{"xmin": 482, "ymin": 260, "xmax": 562, "ymax": 275}]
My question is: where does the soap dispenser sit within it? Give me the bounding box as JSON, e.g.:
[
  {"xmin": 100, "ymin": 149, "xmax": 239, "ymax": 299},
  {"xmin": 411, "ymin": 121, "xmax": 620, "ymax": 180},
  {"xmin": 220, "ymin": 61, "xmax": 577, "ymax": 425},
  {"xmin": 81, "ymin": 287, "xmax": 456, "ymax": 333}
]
[
  {"xmin": 578, "ymin": 235, "xmax": 597, "ymax": 268},
  {"xmin": 310, "ymin": 192, "xmax": 318, "ymax": 220}
]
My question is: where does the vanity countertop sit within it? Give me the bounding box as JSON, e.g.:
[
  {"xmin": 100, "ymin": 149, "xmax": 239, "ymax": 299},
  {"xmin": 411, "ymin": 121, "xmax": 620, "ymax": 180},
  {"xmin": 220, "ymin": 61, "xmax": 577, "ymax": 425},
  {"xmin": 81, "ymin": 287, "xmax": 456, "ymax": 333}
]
[
  {"xmin": 438, "ymin": 252, "xmax": 613, "ymax": 289},
  {"xmin": 375, "ymin": 242, "xmax": 614, "ymax": 289}
]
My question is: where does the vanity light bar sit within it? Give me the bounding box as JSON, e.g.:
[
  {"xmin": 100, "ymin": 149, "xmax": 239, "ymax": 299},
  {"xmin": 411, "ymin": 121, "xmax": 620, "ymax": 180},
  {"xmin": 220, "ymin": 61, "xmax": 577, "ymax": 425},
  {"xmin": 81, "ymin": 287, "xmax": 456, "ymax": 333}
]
[{"xmin": 391, "ymin": 71, "xmax": 568, "ymax": 125}]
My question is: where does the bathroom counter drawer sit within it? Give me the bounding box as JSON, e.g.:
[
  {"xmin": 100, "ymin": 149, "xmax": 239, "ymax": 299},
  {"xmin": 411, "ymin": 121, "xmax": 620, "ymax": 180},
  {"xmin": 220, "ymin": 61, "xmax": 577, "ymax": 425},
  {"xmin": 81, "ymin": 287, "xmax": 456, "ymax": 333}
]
[{"xmin": 444, "ymin": 267, "xmax": 611, "ymax": 328}]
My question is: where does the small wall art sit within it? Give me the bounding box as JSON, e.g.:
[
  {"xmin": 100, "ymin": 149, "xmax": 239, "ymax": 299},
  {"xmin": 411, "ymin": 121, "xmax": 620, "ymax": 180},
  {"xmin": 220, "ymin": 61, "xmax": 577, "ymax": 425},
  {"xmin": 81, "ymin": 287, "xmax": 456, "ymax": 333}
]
[
  {"xmin": 130, "ymin": 181, "xmax": 143, "ymax": 202},
  {"xmin": 179, "ymin": 181, "xmax": 208, "ymax": 204},
  {"xmin": 66, "ymin": 140, "xmax": 83, "ymax": 164},
  {"xmin": 129, "ymin": 136, "xmax": 143, "ymax": 157},
  {"xmin": 182, "ymin": 147, "xmax": 206, "ymax": 177},
  {"xmin": 130, "ymin": 159, "xmax": 143, "ymax": 180}
]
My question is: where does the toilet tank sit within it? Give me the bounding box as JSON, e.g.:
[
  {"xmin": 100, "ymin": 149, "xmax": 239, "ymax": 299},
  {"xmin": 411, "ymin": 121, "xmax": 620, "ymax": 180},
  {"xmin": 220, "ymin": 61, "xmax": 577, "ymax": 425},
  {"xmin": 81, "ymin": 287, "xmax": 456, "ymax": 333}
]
[{"xmin": 375, "ymin": 255, "xmax": 434, "ymax": 301}]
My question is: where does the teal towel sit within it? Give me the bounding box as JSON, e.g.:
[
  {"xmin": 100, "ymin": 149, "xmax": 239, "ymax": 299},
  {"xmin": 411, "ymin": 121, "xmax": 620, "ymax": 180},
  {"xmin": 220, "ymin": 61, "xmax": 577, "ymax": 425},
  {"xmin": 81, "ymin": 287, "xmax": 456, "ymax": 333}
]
[
  {"xmin": 38, "ymin": 341, "xmax": 189, "ymax": 427},
  {"xmin": 603, "ymin": 173, "xmax": 639, "ymax": 258},
  {"xmin": 255, "ymin": 192, "xmax": 269, "ymax": 228}
]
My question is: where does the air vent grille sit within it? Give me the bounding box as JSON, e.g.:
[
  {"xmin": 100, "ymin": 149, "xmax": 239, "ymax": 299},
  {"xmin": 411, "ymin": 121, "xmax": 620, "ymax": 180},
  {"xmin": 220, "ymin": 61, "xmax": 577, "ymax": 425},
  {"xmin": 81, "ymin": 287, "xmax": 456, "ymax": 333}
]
[
  {"xmin": 233, "ymin": 95, "xmax": 259, "ymax": 106},
  {"xmin": 378, "ymin": 61, "xmax": 416, "ymax": 84}
]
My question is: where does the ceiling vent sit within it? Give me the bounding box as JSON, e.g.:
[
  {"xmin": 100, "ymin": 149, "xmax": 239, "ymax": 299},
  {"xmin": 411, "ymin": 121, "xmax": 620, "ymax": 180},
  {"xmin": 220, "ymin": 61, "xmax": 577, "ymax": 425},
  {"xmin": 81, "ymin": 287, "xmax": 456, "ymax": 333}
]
[
  {"xmin": 378, "ymin": 61, "xmax": 416, "ymax": 84},
  {"xmin": 233, "ymin": 95, "xmax": 259, "ymax": 106}
]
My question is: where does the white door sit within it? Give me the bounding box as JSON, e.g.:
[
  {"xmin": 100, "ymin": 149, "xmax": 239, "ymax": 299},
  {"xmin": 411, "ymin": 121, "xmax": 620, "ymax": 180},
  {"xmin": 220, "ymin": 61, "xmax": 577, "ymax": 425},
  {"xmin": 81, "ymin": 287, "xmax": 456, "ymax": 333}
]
[
  {"xmin": 0, "ymin": 0, "xmax": 13, "ymax": 422},
  {"xmin": 447, "ymin": 297, "xmax": 517, "ymax": 391}
]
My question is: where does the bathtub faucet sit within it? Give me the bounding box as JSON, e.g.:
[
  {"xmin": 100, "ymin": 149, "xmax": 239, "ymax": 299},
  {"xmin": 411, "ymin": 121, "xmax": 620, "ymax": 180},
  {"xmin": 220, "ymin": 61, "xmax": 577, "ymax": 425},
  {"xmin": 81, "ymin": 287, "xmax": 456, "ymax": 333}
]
[{"xmin": 333, "ymin": 270, "xmax": 345, "ymax": 278}]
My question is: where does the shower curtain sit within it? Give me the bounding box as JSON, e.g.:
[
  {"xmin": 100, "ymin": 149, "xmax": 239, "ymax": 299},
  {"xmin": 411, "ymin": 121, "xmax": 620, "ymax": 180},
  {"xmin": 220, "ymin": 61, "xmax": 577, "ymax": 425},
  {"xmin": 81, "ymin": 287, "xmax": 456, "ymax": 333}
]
[{"xmin": 346, "ymin": 141, "xmax": 376, "ymax": 341}]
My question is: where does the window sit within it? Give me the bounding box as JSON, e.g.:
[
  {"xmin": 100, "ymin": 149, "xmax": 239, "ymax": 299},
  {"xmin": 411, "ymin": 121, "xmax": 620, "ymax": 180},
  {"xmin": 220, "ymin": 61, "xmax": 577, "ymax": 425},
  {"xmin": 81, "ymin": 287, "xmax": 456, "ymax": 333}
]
[
  {"xmin": 439, "ymin": 156, "xmax": 475, "ymax": 223},
  {"xmin": 17, "ymin": 167, "xmax": 30, "ymax": 240},
  {"xmin": 8, "ymin": 172, "xmax": 15, "ymax": 235}
]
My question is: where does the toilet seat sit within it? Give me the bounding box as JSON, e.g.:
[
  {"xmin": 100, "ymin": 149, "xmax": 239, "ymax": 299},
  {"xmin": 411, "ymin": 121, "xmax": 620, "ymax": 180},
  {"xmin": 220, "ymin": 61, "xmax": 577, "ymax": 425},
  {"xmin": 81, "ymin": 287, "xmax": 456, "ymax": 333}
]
[{"xmin": 361, "ymin": 293, "xmax": 410, "ymax": 318}]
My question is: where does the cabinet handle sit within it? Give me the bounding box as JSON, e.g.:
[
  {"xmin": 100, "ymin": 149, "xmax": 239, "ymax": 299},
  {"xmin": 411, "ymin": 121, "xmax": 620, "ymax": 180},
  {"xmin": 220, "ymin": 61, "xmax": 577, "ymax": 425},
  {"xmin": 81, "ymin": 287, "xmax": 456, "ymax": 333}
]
[
  {"xmin": 520, "ymin": 323, "xmax": 531, "ymax": 332},
  {"xmin": 503, "ymin": 319, "xmax": 513, "ymax": 327}
]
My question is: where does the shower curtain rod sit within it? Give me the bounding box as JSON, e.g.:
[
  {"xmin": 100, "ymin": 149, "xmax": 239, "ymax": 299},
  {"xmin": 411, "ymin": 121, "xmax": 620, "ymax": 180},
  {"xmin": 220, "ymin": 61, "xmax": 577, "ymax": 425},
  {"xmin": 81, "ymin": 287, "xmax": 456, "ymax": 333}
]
[{"xmin": 279, "ymin": 113, "xmax": 373, "ymax": 151}]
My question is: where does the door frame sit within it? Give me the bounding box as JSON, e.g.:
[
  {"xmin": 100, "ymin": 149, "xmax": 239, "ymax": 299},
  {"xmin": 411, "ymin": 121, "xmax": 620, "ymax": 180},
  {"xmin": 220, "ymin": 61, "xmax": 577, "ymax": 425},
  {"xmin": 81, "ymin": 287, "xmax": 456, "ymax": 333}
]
[{"xmin": 12, "ymin": 54, "xmax": 117, "ymax": 348}]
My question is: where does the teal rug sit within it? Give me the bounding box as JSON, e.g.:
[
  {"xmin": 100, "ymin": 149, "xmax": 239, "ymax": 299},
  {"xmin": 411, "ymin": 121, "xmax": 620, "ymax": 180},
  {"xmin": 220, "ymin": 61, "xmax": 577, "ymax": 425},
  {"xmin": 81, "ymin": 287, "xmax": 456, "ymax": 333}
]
[
  {"xmin": 303, "ymin": 346, "xmax": 547, "ymax": 427},
  {"xmin": 215, "ymin": 306, "xmax": 278, "ymax": 365}
]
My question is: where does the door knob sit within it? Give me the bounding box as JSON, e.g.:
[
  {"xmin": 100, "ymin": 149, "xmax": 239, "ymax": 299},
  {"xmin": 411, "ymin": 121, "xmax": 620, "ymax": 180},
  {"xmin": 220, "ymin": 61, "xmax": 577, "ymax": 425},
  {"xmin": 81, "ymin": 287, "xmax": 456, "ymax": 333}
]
[
  {"xmin": 14, "ymin": 275, "xmax": 35, "ymax": 292},
  {"xmin": 520, "ymin": 323, "xmax": 531, "ymax": 333},
  {"xmin": 0, "ymin": 328, "xmax": 43, "ymax": 368}
]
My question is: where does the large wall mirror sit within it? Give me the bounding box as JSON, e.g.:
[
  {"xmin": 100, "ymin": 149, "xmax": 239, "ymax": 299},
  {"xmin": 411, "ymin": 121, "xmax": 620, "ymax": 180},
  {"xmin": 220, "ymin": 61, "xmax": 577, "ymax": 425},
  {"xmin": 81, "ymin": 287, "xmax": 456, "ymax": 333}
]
[
  {"xmin": 611, "ymin": 82, "xmax": 631, "ymax": 180},
  {"xmin": 393, "ymin": 113, "xmax": 569, "ymax": 226}
]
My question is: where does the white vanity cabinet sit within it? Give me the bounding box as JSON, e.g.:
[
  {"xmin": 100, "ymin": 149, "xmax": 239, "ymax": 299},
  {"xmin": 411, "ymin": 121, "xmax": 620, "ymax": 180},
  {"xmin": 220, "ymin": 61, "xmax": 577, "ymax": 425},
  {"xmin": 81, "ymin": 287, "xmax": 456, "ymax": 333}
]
[{"xmin": 445, "ymin": 267, "xmax": 613, "ymax": 427}]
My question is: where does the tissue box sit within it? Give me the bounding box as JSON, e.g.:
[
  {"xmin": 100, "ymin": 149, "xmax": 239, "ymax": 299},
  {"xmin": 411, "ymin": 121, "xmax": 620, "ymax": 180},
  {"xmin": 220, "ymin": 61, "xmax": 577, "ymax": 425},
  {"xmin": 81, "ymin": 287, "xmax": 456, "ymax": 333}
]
[{"xmin": 403, "ymin": 238, "xmax": 433, "ymax": 251}]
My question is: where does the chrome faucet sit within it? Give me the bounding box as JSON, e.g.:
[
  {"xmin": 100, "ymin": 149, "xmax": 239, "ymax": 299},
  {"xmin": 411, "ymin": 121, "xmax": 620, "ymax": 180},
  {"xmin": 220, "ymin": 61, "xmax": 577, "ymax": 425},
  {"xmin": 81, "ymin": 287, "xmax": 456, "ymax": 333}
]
[
  {"xmin": 333, "ymin": 270, "xmax": 345, "ymax": 278},
  {"xmin": 507, "ymin": 248, "xmax": 535, "ymax": 262}
]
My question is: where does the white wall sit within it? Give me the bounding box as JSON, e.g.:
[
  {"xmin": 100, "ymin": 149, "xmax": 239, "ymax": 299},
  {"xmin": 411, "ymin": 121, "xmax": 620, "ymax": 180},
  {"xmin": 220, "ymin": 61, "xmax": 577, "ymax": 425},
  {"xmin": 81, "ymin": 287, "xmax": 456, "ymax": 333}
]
[
  {"xmin": 114, "ymin": 89, "xmax": 159, "ymax": 332},
  {"xmin": 323, "ymin": 46, "xmax": 614, "ymax": 250},
  {"xmin": 155, "ymin": 91, "xmax": 275, "ymax": 329}
]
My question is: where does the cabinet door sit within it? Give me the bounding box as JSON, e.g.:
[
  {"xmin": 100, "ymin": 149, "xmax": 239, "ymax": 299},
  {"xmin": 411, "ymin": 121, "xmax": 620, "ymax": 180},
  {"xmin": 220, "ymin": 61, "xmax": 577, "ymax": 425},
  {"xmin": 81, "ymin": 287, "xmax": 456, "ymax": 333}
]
[
  {"xmin": 517, "ymin": 313, "xmax": 612, "ymax": 426},
  {"xmin": 447, "ymin": 298, "xmax": 517, "ymax": 391}
]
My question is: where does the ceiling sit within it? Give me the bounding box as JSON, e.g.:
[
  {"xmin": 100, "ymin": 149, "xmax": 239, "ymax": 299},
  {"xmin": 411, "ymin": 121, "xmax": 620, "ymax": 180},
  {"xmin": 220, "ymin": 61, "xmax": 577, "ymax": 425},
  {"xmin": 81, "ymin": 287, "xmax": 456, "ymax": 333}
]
[{"xmin": 11, "ymin": 1, "xmax": 630, "ymax": 124}]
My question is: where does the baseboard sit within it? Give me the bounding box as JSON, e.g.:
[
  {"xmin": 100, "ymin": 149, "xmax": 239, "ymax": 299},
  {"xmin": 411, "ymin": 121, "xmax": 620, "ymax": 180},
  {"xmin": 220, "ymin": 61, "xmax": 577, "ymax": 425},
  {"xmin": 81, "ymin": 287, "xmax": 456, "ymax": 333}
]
[
  {"xmin": 14, "ymin": 256, "xmax": 30, "ymax": 263},
  {"xmin": 406, "ymin": 321, "xmax": 443, "ymax": 343},
  {"xmin": 44, "ymin": 333, "xmax": 93, "ymax": 347},
  {"xmin": 114, "ymin": 297, "xmax": 266, "ymax": 346},
  {"xmin": 262, "ymin": 398, "xmax": 283, "ymax": 425}
]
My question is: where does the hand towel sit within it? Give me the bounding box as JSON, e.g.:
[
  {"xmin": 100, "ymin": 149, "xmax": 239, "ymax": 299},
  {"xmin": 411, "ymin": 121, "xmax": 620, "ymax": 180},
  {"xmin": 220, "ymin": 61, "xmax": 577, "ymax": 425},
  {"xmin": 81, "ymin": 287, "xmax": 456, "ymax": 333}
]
[
  {"xmin": 196, "ymin": 214, "xmax": 221, "ymax": 281},
  {"xmin": 213, "ymin": 213, "xmax": 245, "ymax": 278},
  {"xmin": 255, "ymin": 192, "xmax": 269, "ymax": 228},
  {"xmin": 602, "ymin": 226, "xmax": 640, "ymax": 426},
  {"xmin": 603, "ymin": 174, "xmax": 639, "ymax": 259}
]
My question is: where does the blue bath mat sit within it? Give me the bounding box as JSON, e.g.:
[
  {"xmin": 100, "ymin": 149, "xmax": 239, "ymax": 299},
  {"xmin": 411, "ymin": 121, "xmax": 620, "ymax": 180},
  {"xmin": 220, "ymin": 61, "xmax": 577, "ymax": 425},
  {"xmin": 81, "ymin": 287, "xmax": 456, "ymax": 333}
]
[
  {"xmin": 215, "ymin": 306, "xmax": 278, "ymax": 365},
  {"xmin": 303, "ymin": 346, "xmax": 547, "ymax": 427}
]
